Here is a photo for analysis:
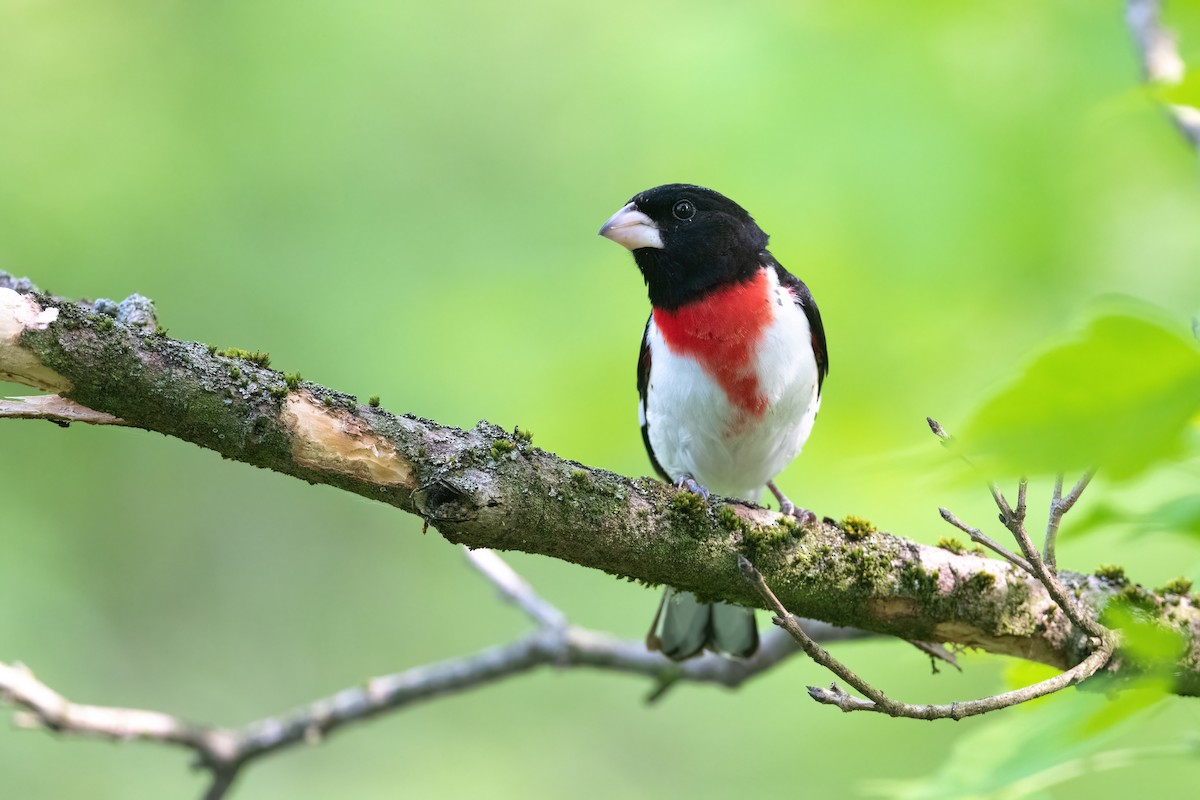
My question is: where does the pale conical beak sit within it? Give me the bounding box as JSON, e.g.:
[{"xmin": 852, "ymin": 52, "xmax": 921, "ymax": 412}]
[{"xmin": 598, "ymin": 202, "xmax": 664, "ymax": 251}]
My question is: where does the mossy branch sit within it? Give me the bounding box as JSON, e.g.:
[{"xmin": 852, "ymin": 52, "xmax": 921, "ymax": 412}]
[{"xmin": 3, "ymin": 272, "xmax": 1200, "ymax": 697}]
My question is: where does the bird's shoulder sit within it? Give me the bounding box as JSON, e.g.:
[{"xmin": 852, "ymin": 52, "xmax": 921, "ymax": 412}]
[{"xmin": 759, "ymin": 251, "xmax": 829, "ymax": 388}]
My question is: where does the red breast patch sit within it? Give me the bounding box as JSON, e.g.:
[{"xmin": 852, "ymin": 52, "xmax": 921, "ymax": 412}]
[{"xmin": 653, "ymin": 270, "xmax": 772, "ymax": 418}]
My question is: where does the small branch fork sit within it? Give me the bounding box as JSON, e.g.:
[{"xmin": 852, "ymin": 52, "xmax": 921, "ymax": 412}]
[
  {"xmin": 0, "ymin": 548, "xmax": 869, "ymax": 799},
  {"xmin": 740, "ymin": 558, "xmax": 1112, "ymax": 719},
  {"xmin": 735, "ymin": 422, "xmax": 1115, "ymax": 720},
  {"xmin": 925, "ymin": 419, "xmax": 1102, "ymax": 634}
]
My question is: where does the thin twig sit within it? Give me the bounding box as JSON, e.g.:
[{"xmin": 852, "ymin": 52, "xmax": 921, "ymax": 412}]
[
  {"xmin": 0, "ymin": 551, "xmax": 876, "ymax": 796},
  {"xmin": 906, "ymin": 641, "xmax": 962, "ymax": 673},
  {"xmin": 738, "ymin": 557, "xmax": 896, "ymax": 709},
  {"xmin": 1060, "ymin": 471, "xmax": 1094, "ymax": 515},
  {"xmin": 464, "ymin": 547, "xmax": 567, "ymax": 630},
  {"xmin": 739, "ymin": 557, "xmax": 1113, "ymax": 720},
  {"xmin": 991, "ymin": 479, "xmax": 1108, "ymax": 642},
  {"xmin": 939, "ymin": 508, "xmax": 1034, "ymax": 574},
  {"xmin": 4, "ymin": 631, "xmax": 779, "ymax": 795},
  {"xmin": 928, "ymin": 418, "xmax": 1034, "ymax": 572},
  {"xmin": 0, "ymin": 661, "xmax": 223, "ymax": 753},
  {"xmin": 1051, "ymin": 470, "xmax": 1099, "ymax": 575},
  {"xmin": 0, "ymin": 630, "xmax": 831, "ymax": 779},
  {"xmin": 928, "ymin": 417, "xmax": 1018, "ymax": 525},
  {"xmin": 1045, "ymin": 474, "xmax": 1066, "ymax": 572},
  {"xmin": 928, "ymin": 416, "xmax": 1104, "ymax": 642},
  {"xmin": 807, "ymin": 642, "xmax": 1111, "ymax": 718},
  {"xmin": 989, "ymin": 483, "xmax": 1015, "ymax": 525}
]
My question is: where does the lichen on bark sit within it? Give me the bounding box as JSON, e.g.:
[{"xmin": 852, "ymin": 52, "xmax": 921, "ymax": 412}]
[{"xmin": 3, "ymin": 270, "xmax": 1200, "ymax": 695}]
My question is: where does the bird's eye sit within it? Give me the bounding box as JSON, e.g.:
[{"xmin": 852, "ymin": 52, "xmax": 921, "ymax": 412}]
[{"xmin": 672, "ymin": 199, "xmax": 695, "ymax": 220}]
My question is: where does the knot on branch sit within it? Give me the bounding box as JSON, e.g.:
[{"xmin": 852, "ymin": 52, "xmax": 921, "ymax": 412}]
[
  {"xmin": 92, "ymin": 293, "xmax": 158, "ymax": 331},
  {"xmin": 414, "ymin": 479, "xmax": 480, "ymax": 523}
]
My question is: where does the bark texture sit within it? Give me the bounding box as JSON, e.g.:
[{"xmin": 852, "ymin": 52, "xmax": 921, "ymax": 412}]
[{"xmin": 3, "ymin": 272, "xmax": 1198, "ymax": 695}]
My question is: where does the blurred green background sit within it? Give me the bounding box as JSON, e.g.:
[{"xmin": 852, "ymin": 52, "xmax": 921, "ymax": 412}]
[{"xmin": 3, "ymin": 1, "xmax": 1200, "ymax": 797}]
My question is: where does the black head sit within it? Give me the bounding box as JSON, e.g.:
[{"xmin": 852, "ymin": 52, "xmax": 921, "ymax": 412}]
[{"xmin": 599, "ymin": 184, "xmax": 769, "ymax": 310}]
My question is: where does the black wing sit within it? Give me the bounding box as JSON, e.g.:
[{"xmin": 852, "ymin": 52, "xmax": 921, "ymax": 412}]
[
  {"xmin": 763, "ymin": 252, "xmax": 829, "ymax": 391},
  {"xmin": 636, "ymin": 315, "xmax": 670, "ymax": 481}
]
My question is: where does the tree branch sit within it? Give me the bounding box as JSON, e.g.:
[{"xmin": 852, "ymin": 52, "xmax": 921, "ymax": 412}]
[
  {"xmin": 0, "ymin": 548, "xmax": 866, "ymax": 796},
  {"xmin": 2, "ymin": 273, "xmax": 1198, "ymax": 695},
  {"xmin": 1044, "ymin": 471, "xmax": 1094, "ymax": 573},
  {"xmin": 743, "ymin": 469, "xmax": 1118, "ymax": 719},
  {"xmin": 938, "ymin": 506, "xmax": 1034, "ymax": 573}
]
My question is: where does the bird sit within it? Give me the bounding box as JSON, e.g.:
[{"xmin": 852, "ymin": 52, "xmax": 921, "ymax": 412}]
[{"xmin": 598, "ymin": 184, "xmax": 829, "ymax": 660}]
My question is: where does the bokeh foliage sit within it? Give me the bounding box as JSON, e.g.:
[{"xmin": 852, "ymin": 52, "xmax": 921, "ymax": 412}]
[
  {"xmin": 2, "ymin": 1, "xmax": 1199, "ymax": 797},
  {"xmin": 959, "ymin": 308, "xmax": 1200, "ymax": 480}
]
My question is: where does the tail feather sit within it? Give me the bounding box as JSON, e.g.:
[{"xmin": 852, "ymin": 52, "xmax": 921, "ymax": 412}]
[
  {"xmin": 711, "ymin": 601, "xmax": 759, "ymax": 658},
  {"xmin": 647, "ymin": 588, "xmax": 757, "ymax": 661}
]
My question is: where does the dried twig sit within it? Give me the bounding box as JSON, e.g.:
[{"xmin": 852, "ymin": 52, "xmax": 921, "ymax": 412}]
[
  {"xmin": 991, "ymin": 476, "xmax": 1107, "ymax": 641},
  {"xmin": 806, "ymin": 644, "xmax": 1112, "ymax": 718},
  {"xmin": 906, "ymin": 641, "xmax": 962, "ymax": 674},
  {"xmin": 767, "ymin": 423, "xmax": 1119, "ymax": 718},
  {"xmin": 1044, "ymin": 471, "xmax": 1095, "ymax": 573},
  {"xmin": 1, "ymin": 549, "xmax": 874, "ymax": 798},
  {"xmin": 739, "ymin": 557, "xmax": 1114, "ymax": 720},
  {"xmin": 929, "ymin": 418, "xmax": 1106, "ymax": 642},
  {"xmin": 938, "ymin": 507, "xmax": 1034, "ymax": 573},
  {"xmin": 464, "ymin": 547, "xmax": 567, "ymax": 630}
]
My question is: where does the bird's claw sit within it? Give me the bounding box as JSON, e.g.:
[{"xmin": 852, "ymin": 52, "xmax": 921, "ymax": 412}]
[
  {"xmin": 767, "ymin": 480, "xmax": 817, "ymax": 527},
  {"xmin": 789, "ymin": 506, "xmax": 818, "ymax": 526},
  {"xmin": 675, "ymin": 474, "xmax": 710, "ymax": 499}
]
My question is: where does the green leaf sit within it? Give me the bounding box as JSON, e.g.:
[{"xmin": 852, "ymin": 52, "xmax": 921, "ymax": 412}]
[
  {"xmin": 1138, "ymin": 495, "xmax": 1200, "ymax": 537},
  {"xmin": 1103, "ymin": 603, "xmax": 1189, "ymax": 670},
  {"xmin": 1003, "ymin": 659, "xmax": 1059, "ymax": 693},
  {"xmin": 1059, "ymin": 494, "xmax": 1200, "ymax": 539},
  {"xmin": 1076, "ymin": 681, "xmax": 1170, "ymax": 739},
  {"xmin": 959, "ymin": 309, "xmax": 1200, "ymax": 480}
]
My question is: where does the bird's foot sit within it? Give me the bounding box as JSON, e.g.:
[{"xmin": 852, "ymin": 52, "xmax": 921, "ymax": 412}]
[
  {"xmin": 767, "ymin": 480, "xmax": 817, "ymax": 526},
  {"xmin": 675, "ymin": 473, "xmax": 710, "ymax": 499}
]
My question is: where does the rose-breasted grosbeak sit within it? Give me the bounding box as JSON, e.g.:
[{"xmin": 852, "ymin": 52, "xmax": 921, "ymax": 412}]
[{"xmin": 599, "ymin": 184, "xmax": 829, "ymax": 660}]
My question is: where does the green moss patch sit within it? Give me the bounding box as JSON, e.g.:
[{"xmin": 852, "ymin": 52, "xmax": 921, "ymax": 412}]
[
  {"xmin": 840, "ymin": 515, "xmax": 877, "ymax": 540},
  {"xmin": 936, "ymin": 537, "xmax": 966, "ymax": 555},
  {"xmin": 1156, "ymin": 577, "xmax": 1193, "ymax": 597},
  {"xmin": 216, "ymin": 347, "xmax": 271, "ymax": 367},
  {"xmin": 667, "ymin": 491, "xmax": 709, "ymax": 536}
]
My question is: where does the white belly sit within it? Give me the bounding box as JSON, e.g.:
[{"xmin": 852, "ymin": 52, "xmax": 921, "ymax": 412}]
[{"xmin": 641, "ymin": 273, "xmax": 820, "ymax": 503}]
